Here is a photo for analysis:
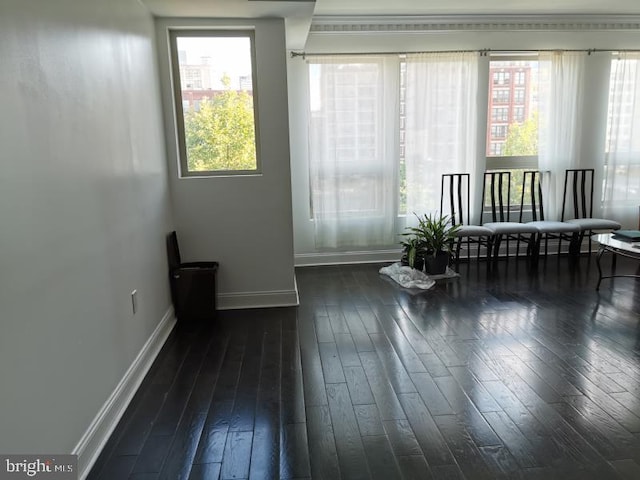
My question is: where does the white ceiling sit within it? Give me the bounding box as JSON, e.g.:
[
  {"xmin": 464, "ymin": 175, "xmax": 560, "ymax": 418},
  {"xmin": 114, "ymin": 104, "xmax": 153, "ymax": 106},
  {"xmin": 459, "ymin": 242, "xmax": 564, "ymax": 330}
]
[
  {"xmin": 141, "ymin": 0, "xmax": 640, "ymax": 18},
  {"xmin": 140, "ymin": 0, "xmax": 640, "ymax": 49},
  {"xmin": 314, "ymin": 0, "xmax": 640, "ymax": 16}
]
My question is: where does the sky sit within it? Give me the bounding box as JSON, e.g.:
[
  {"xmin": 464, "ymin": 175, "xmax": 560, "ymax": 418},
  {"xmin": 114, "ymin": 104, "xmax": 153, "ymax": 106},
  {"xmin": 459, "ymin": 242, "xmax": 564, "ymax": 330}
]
[{"xmin": 176, "ymin": 36, "xmax": 253, "ymax": 77}]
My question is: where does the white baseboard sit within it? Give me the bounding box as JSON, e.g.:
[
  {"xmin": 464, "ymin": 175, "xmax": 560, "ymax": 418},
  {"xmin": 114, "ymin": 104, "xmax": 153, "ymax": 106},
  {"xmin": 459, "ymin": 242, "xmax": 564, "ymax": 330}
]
[
  {"xmin": 217, "ymin": 288, "xmax": 299, "ymax": 310},
  {"xmin": 295, "ymin": 249, "xmax": 401, "ymax": 267},
  {"xmin": 73, "ymin": 308, "xmax": 176, "ymax": 480}
]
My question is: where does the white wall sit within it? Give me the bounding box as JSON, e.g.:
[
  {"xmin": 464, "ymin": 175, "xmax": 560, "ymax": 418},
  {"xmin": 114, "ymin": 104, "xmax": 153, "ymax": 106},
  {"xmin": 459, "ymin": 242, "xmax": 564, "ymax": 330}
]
[
  {"xmin": 156, "ymin": 18, "xmax": 298, "ymax": 309},
  {"xmin": 0, "ymin": 0, "xmax": 173, "ymax": 466},
  {"xmin": 289, "ymin": 22, "xmax": 640, "ymax": 264}
]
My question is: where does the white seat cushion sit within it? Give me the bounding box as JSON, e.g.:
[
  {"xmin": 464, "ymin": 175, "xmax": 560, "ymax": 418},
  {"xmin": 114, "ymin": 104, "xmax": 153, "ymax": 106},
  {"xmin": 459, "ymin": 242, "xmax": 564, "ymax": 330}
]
[
  {"xmin": 455, "ymin": 225, "xmax": 493, "ymax": 237},
  {"xmin": 564, "ymin": 218, "xmax": 621, "ymax": 231},
  {"xmin": 484, "ymin": 222, "xmax": 539, "ymax": 235},
  {"xmin": 527, "ymin": 220, "xmax": 580, "ymax": 234}
]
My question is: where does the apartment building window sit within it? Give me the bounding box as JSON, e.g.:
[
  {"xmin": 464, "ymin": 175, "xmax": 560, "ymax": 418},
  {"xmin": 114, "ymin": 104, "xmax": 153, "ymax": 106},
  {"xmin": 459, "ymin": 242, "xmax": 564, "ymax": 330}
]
[
  {"xmin": 491, "ymin": 107, "xmax": 509, "ymax": 122},
  {"xmin": 491, "ymin": 125, "xmax": 508, "ymax": 139},
  {"xmin": 169, "ymin": 30, "xmax": 260, "ymax": 176},
  {"xmin": 514, "ymin": 106, "xmax": 525, "ymax": 122},
  {"xmin": 492, "ymin": 89, "xmax": 510, "ymax": 104},
  {"xmin": 493, "ymin": 71, "xmax": 511, "ymax": 85}
]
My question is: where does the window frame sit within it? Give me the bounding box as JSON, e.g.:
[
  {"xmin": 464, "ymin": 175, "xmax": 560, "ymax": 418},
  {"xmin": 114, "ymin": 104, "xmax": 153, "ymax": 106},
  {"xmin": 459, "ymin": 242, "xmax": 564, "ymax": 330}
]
[
  {"xmin": 168, "ymin": 29, "xmax": 261, "ymax": 178},
  {"xmin": 486, "ymin": 53, "xmax": 540, "ymax": 171}
]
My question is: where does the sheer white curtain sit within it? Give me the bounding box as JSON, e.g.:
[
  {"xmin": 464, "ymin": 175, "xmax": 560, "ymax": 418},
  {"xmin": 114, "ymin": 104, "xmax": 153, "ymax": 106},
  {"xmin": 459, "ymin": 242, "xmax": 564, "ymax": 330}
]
[
  {"xmin": 403, "ymin": 52, "xmax": 479, "ymax": 225},
  {"xmin": 603, "ymin": 52, "xmax": 640, "ymax": 228},
  {"xmin": 307, "ymin": 56, "xmax": 399, "ymax": 248},
  {"xmin": 537, "ymin": 51, "xmax": 586, "ymax": 220}
]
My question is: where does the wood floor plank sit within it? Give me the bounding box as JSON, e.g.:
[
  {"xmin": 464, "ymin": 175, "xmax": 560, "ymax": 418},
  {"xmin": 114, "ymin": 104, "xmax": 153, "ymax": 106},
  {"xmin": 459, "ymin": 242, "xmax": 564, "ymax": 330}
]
[
  {"xmin": 132, "ymin": 435, "xmax": 173, "ymax": 474},
  {"xmin": 359, "ymin": 351, "xmax": 407, "ymax": 421},
  {"xmin": 610, "ymin": 459, "xmax": 640, "ymax": 480},
  {"xmin": 382, "ymin": 419, "xmax": 423, "ymax": 457},
  {"xmin": 397, "ymin": 392, "xmax": 455, "ymax": 467},
  {"xmin": 478, "ymin": 444, "xmax": 523, "ymax": 479},
  {"xmin": 249, "ymin": 316, "xmax": 282, "ymax": 480},
  {"xmin": 228, "ymin": 323, "xmax": 263, "ymax": 433},
  {"xmin": 434, "ymin": 375, "xmax": 501, "ymax": 447},
  {"xmin": 343, "ymin": 366, "xmax": 376, "ymax": 406},
  {"xmin": 353, "ymin": 404, "xmax": 384, "ymax": 436},
  {"xmin": 342, "ymin": 306, "xmax": 375, "ymax": 352},
  {"xmin": 221, "ymin": 431, "xmax": 253, "ymax": 480},
  {"xmin": 482, "ymin": 410, "xmax": 541, "ymax": 468},
  {"xmin": 318, "ymin": 342, "xmax": 346, "ymax": 384},
  {"xmin": 432, "ymin": 414, "xmax": 495, "ymax": 480},
  {"xmin": 305, "ymin": 405, "xmax": 341, "ymax": 480},
  {"xmin": 410, "ymin": 372, "xmax": 455, "ymax": 416},
  {"xmin": 361, "ymin": 435, "xmax": 403, "ymax": 480},
  {"xmin": 280, "ymin": 422, "xmax": 311, "ymax": 479},
  {"xmin": 447, "ymin": 366, "xmax": 502, "ymax": 413},
  {"xmin": 397, "ymin": 455, "xmax": 434, "ymax": 480},
  {"xmin": 369, "ymin": 333, "xmax": 418, "ymax": 394},
  {"xmin": 335, "ymin": 333, "xmax": 362, "ymax": 368},
  {"xmin": 314, "ymin": 315, "xmax": 335, "ymax": 343},
  {"xmin": 326, "ymin": 383, "xmax": 371, "ymax": 480},
  {"xmin": 187, "ymin": 462, "xmax": 221, "ymax": 480},
  {"xmin": 281, "ymin": 312, "xmax": 307, "ymax": 425},
  {"xmin": 157, "ymin": 412, "xmax": 207, "ymax": 480}
]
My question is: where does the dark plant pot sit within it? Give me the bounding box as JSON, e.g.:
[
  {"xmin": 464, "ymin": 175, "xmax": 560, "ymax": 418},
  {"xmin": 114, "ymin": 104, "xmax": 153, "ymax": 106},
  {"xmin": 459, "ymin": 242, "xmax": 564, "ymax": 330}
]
[
  {"xmin": 413, "ymin": 257, "xmax": 424, "ymax": 272},
  {"xmin": 425, "ymin": 251, "xmax": 449, "ymax": 275}
]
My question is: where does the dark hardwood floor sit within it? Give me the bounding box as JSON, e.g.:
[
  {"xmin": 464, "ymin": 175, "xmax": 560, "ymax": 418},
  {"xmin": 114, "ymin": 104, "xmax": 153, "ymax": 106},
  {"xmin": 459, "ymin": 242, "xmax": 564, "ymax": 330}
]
[{"xmin": 88, "ymin": 254, "xmax": 640, "ymax": 480}]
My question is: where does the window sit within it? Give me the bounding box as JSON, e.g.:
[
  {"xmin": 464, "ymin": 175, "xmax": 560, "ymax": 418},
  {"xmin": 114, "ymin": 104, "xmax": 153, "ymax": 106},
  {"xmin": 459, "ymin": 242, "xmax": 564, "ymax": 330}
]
[
  {"xmin": 491, "ymin": 125, "xmax": 508, "ymax": 139},
  {"xmin": 492, "ymin": 89, "xmax": 510, "ymax": 104},
  {"xmin": 602, "ymin": 53, "xmax": 640, "ymax": 225},
  {"xmin": 493, "ymin": 70, "xmax": 511, "ymax": 85},
  {"xmin": 491, "ymin": 107, "xmax": 509, "ymax": 122},
  {"xmin": 486, "ymin": 56, "xmax": 540, "ymax": 210},
  {"xmin": 513, "ymin": 106, "xmax": 525, "ymax": 122},
  {"xmin": 169, "ymin": 30, "xmax": 259, "ymax": 176},
  {"xmin": 307, "ymin": 57, "xmax": 399, "ymax": 247},
  {"xmin": 486, "ymin": 56, "xmax": 539, "ymax": 169},
  {"xmin": 307, "ymin": 52, "xmax": 477, "ymax": 247}
]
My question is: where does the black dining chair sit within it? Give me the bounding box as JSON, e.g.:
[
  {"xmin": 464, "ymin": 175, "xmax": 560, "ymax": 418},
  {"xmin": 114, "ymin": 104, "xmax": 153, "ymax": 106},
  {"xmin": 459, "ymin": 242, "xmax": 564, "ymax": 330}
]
[
  {"xmin": 480, "ymin": 171, "xmax": 539, "ymax": 262},
  {"xmin": 518, "ymin": 170, "xmax": 580, "ymax": 256},
  {"xmin": 560, "ymin": 169, "xmax": 621, "ymax": 254},
  {"xmin": 440, "ymin": 173, "xmax": 493, "ymax": 262}
]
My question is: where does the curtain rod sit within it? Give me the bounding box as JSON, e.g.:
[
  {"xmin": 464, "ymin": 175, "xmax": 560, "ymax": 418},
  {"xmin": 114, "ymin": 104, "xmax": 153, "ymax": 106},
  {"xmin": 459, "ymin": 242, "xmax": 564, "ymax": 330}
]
[{"xmin": 290, "ymin": 48, "xmax": 640, "ymax": 59}]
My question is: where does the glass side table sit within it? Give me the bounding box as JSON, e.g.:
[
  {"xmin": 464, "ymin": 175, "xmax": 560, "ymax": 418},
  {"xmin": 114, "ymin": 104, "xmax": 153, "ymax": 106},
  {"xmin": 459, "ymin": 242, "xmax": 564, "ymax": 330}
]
[{"xmin": 593, "ymin": 233, "xmax": 640, "ymax": 290}]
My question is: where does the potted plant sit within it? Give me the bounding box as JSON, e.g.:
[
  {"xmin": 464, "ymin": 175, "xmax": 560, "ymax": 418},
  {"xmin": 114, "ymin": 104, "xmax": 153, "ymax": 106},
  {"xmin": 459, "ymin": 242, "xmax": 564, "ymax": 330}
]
[
  {"xmin": 400, "ymin": 235, "xmax": 425, "ymax": 271},
  {"xmin": 404, "ymin": 213, "xmax": 460, "ymax": 275}
]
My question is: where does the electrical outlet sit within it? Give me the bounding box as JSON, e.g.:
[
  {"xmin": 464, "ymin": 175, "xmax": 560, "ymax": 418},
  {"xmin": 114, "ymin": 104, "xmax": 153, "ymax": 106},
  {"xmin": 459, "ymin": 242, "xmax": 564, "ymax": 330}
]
[{"xmin": 131, "ymin": 290, "xmax": 138, "ymax": 315}]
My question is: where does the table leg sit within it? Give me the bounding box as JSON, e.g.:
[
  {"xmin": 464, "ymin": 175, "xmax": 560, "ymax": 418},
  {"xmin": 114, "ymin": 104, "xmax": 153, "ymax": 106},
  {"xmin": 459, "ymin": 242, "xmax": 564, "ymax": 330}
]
[{"xmin": 596, "ymin": 246, "xmax": 605, "ymax": 290}]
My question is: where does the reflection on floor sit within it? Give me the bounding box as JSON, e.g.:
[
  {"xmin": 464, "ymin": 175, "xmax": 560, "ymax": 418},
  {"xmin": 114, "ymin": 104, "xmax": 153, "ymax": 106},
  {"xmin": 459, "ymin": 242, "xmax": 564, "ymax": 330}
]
[{"xmin": 89, "ymin": 255, "xmax": 640, "ymax": 480}]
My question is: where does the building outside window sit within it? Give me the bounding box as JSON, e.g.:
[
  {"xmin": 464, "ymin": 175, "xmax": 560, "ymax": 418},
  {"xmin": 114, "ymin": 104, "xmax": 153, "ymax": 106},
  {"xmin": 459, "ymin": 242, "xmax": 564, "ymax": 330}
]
[{"xmin": 169, "ymin": 30, "xmax": 260, "ymax": 176}]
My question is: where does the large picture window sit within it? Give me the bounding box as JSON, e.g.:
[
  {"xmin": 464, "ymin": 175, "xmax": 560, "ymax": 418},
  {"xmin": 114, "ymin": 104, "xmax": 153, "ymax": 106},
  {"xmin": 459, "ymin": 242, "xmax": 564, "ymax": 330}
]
[
  {"xmin": 307, "ymin": 53, "xmax": 478, "ymax": 248},
  {"xmin": 307, "ymin": 56, "xmax": 398, "ymax": 248},
  {"xmin": 169, "ymin": 30, "xmax": 260, "ymax": 176}
]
